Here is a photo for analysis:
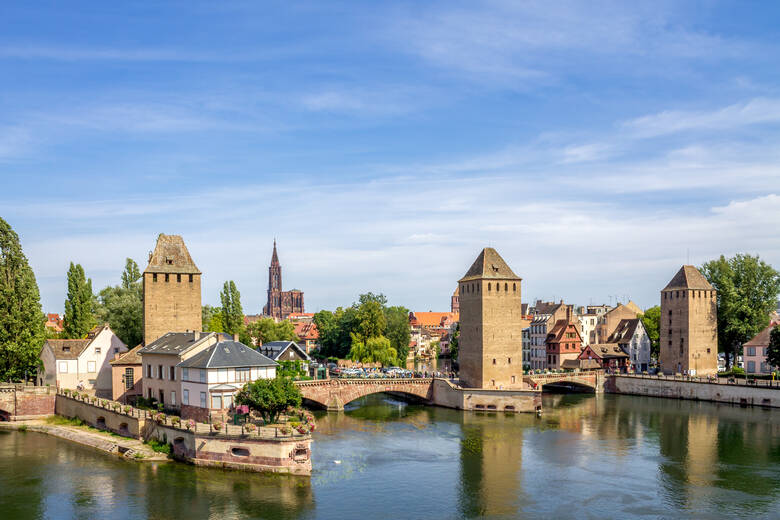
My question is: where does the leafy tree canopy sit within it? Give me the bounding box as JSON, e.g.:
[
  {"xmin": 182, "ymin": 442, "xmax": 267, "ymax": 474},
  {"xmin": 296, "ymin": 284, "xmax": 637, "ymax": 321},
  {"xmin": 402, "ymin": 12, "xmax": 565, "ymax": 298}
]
[
  {"xmin": 63, "ymin": 262, "xmax": 97, "ymax": 338},
  {"xmin": 95, "ymin": 258, "xmax": 142, "ymax": 347},
  {"xmin": 701, "ymin": 254, "xmax": 780, "ymax": 367},
  {"xmin": 766, "ymin": 326, "xmax": 780, "ymax": 371},
  {"xmin": 0, "ymin": 217, "xmax": 46, "ymax": 381},
  {"xmin": 348, "ymin": 334, "xmax": 398, "ymax": 366},
  {"xmin": 245, "ymin": 318, "xmax": 298, "ymax": 345},
  {"xmin": 638, "ymin": 305, "xmax": 660, "ymax": 359},
  {"xmin": 220, "ymin": 280, "xmax": 244, "ymax": 335},
  {"xmin": 202, "ymin": 305, "xmax": 223, "ymax": 332},
  {"xmin": 235, "ymin": 377, "xmax": 302, "ymax": 424}
]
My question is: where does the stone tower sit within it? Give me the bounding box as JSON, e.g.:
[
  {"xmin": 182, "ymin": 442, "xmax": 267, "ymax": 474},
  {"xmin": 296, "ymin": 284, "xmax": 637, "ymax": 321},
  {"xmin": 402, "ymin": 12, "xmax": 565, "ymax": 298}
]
[
  {"xmin": 659, "ymin": 265, "xmax": 718, "ymax": 376},
  {"xmin": 143, "ymin": 234, "xmax": 202, "ymax": 345},
  {"xmin": 458, "ymin": 248, "xmax": 523, "ymax": 389}
]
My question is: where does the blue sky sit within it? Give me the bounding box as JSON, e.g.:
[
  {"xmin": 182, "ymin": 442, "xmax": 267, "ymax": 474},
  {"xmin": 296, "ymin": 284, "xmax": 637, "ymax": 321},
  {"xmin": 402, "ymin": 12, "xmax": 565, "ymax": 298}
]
[{"xmin": 2, "ymin": 1, "xmax": 780, "ymax": 314}]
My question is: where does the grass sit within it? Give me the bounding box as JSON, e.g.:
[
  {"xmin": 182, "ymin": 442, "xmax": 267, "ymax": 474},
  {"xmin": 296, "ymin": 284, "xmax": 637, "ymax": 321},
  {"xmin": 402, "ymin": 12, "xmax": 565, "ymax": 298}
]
[
  {"xmin": 17, "ymin": 425, "xmax": 27, "ymax": 432},
  {"xmin": 45, "ymin": 415, "xmax": 86, "ymax": 427},
  {"xmin": 145, "ymin": 438, "xmax": 171, "ymax": 455}
]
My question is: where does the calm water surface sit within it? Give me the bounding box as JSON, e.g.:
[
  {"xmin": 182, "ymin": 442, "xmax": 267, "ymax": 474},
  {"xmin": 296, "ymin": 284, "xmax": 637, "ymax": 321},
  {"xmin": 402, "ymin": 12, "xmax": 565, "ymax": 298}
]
[{"xmin": 2, "ymin": 394, "xmax": 780, "ymax": 520}]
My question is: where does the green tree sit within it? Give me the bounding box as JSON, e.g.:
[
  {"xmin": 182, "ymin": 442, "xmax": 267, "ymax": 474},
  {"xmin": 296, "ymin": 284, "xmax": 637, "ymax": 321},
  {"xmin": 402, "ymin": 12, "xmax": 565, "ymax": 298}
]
[
  {"xmin": 313, "ymin": 310, "xmax": 339, "ymax": 355},
  {"xmin": 701, "ymin": 254, "xmax": 780, "ymax": 368},
  {"xmin": 348, "ymin": 334, "xmax": 398, "ymax": 366},
  {"xmin": 63, "ymin": 262, "xmax": 96, "ymax": 338},
  {"xmin": 219, "ymin": 281, "xmax": 244, "ymax": 335},
  {"xmin": 766, "ymin": 326, "xmax": 780, "ymax": 371},
  {"xmin": 450, "ymin": 323, "xmax": 460, "ymax": 362},
  {"xmin": 235, "ymin": 377, "xmax": 302, "ymax": 424},
  {"xmin": 0, "ymin": 218, "xmax": 46, "ymax": 382},
  {"xmin": 385, "ymin": 305, "xmax": 411, "ymax": 364},
  {"xmin": 245, "ymin": 318, "xmax": 298, "ymax": 345},
  {"xmin": 355, "ymin": 299, "xmax": 386, "ymax": 341},
  {"xmin": 95, "ymin": 258, "xmax": 143, "ymax": 347},
  {"xmin": 202, "ymin": 305, "xmax": 223, "ymax": 332},
  {"xmin": 639, "ymin": 305, "xmax": 661, "ymax": 360}
]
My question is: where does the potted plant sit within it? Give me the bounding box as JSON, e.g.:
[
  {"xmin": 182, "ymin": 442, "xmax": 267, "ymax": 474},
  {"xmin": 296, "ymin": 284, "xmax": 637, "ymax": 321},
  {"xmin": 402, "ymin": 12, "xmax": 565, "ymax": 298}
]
[
  {"xmin": 63, "ymin": 389, "xmax": 70, "ymax": 397},
  {"xmin": 123, "ymin": 405, "xmax": 132, "ymax": 414},
  {"xmin": 244, "ymin": 422, "xmax": 257, "ymax": 434},
  {"xmin": 186, "ymin": 419, "xmax": 195, "ymax": 431},
  {"xmin": 171, "ymin": 416, "xmax": 181, "ymax": 427},
  {"xmin": 212, "ymin": 421, "xmax": 223, "ymax": 432},
  {"xmin": 112, "ymin": 403, "xmax": 120, "ymax": 411},
  {"xmin": 280, "ymin": 426, "xmax": 291, "ymax": 436},
  {"xmin": 100, "ymin": 399, "xmax": 107, "ymax": 407}
]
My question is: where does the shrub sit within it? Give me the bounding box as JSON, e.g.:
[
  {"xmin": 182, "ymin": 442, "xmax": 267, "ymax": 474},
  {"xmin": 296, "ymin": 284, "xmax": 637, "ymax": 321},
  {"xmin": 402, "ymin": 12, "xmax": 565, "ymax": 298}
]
[
  {"xmin": 63, "ymin": 389, "xmax": 71, "ymax": 396},
  {"xmin": 186, "ymin": 419, "xmax": 195, "ymax": 431},
  {"xmin": 731, "ymin": 367, "xmax": 746, "ymax": 376},
  {"xmin": 112, "ymin": 403, "xmax": 120, "ymax": 411},
  {"xmin": 18, "ymin": 424, "xmax": 27, "ymax": 432},
  {"xmin": 171, "ymin": 417, "xmax": 181, "ymax": 427},
  {"xmin": 100, "ymin": 400, "xmax": 107, "ymax": 407},
  {"xmin": 280, "ymin": 426, "xmax": 291, "ymax": 435},
  {"xmin": 123, "ymin": 405, "xmax": 132, "ymax": 414},
  {"xmin": 244, "ymin": 423, "xmax": 257, "ymax": 433},
  {"xmin": 147, "ymin": 439, "xmax": 171, "ymax": 455},
  {"xmin": 212, "ymin": 422, "xmax": 222, "ymax": 431}
]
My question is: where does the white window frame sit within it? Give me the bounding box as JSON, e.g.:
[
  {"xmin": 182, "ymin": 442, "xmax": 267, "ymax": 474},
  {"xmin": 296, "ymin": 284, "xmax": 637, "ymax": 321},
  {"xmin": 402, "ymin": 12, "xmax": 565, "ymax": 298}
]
[
  {"xmin": 171, "ymin": 391, "xmax": 176, "ymax": 406},
  {"xmin": 58, "ymin": 361, "xmax": 68, "ymax": 374}
]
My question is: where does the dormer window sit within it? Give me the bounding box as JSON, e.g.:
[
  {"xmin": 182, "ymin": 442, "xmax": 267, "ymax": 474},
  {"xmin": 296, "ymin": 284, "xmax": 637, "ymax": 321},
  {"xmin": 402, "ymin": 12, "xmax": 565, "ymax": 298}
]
[
  {"xmin": 62, "ymin": 346, "xmax": 70, "ymax": 353},
  {"xmin": 165, "ymin": 257, "xmax": 173, "ymax": 265}
]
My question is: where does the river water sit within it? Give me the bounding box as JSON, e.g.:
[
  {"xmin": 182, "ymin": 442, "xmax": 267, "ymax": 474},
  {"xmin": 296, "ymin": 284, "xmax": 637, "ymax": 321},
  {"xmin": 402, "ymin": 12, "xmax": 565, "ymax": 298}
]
[{"xmin": 2, "ymin": 393, "xmax": 780, "ymax": 520}]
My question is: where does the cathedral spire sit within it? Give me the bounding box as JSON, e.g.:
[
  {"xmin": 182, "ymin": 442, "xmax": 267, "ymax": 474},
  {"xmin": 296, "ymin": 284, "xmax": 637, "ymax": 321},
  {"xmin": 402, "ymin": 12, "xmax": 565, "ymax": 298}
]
[{"xmin": 271, "ymin": 238, "xmax": 279, "ymax": 265}]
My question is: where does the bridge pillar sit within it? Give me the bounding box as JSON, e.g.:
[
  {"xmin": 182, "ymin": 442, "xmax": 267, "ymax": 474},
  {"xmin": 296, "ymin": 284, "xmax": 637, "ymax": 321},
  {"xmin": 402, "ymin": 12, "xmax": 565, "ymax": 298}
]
[{"xmin": 325, "ymin": 395, "xmax": 344, "ymax": 412}]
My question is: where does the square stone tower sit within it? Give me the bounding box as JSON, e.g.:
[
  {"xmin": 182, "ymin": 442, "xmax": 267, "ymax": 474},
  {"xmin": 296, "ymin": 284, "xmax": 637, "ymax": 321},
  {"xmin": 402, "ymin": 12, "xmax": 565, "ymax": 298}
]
[
  {"xmin": 143, "ymin": 234, "xmax": 202, "ymax": 345},
  {"xmin": 659, "ymin": 265, "xmax": 718, "ymax": 376},
  {"xmin": 458, "ymin": 248, "xmax": 523, "ymax": 389}
]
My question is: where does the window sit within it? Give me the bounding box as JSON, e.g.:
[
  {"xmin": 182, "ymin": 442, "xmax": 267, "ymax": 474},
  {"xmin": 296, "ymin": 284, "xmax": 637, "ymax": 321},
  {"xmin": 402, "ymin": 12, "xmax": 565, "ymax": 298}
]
[
  {"xmin": 183, "ymin": 389, "xmax": 189, "ymax": 405},
  {"xmin": 212, "ymin": 394, "xmax": 223, "ymax": 409},
  {"xmin": 218, "ymin": 368, "xmax": 228, "ymax": 383},
  {"xmin": 236, "ymin": 367, "xmax": 251, "ymax": 382},
  {"xmin": 171, "ymin": 391, "xmax": 176, "ymax": 406},
  {"xmin": 491, "ymin": 379, "xmax": 495, "ymax": 387},
  {"xmin": 513, "ymin": 283, "xmax": 516, "ymax": 292},
  {"xmin": 224, "ymin": 394, "xmax": 233, "ymax": 409},
  {"xmin": 170, "ymin": 366, "xmax": 176, "ymax": 381},
  {"xmin": 87, "ymin": 361, "xmax": 96, "ymax": 373},
  {"xmin": 492, "ymin": 358, "xmax": 496, "ymax": 365},
  {"xmin": 488, "ymin": 283, "xmax": 491, "ymax": 291},
  {"xmin": 200, "ymin": 369, "xmax": 207, "ymax": 383},
  {"xmin": 125, "ymin": 368, "xmax": 134, "ymax": 389},
  {"xmin": 747, "ymin": 347, "xmax": 756, "ymax": 356},
  {"xmin": 114, "ymin": 347, "xmax": 119, "ymax": 354},
  {"xmin": 511, "ymin": 375, "xmax": 516, "ymax": 384},
  {"xmin": 158, "ymin": 389, "xmax": 164, "ymax": 405},
  {"xmin": 159, "ymin": 365, "xmax": 164, "ymax": 380},
  {"xmin": 200, "ymin": 392, "xmax": 207, "ymax": 408},
  {"xmin": 165, "ymin": 274, "xmax": 169, "ymax": 282},
  {"xmin": 59, "ymin": 361, "xmax": 68, "ymax": 373},
  {"xmin": 153, "ymin": 273, "xmax": 157, "ymax": 282},
  {"xmin": 505, "ymin": 283, "xmax": 508, "ymax": 291},
  {"xmin": 177, "ymin": 274, "xmax": 181, "ymax": 283},
  {"xmin": 182, "ymin": 368, "xmax": 189, "ymax": 381},
  {"xmin": 147, "ymin": 364, "xmax": 152, "ymax": 378},
  {"xmin": 62, "ymin": 346, "xmax": 70, "ymax": 353},
  {"xmin": 747, "ymin": 361, "xmax": 756, "ymax": 373},
  {"xmin": 507, "ymin": 358, "xmax": 511, "ymax": 364},
  {"xmin": 95, "ymin": 347, "xmax": 101, "ymax": 355},
  {"xmin": 189, "ymin": 274, "xmax": 193, "ymax": 283}
]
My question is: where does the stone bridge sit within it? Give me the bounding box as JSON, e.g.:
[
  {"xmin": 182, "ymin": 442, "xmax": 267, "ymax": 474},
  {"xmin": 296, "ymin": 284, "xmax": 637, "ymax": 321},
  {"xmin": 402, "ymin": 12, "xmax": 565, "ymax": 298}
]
[
  {"xmin": 524, "ymin": 371, "xmax": 606, "ymax": 393},
  {"xmin": 295, "ymin": 378, "xmax": 434, "ymax": 411}
]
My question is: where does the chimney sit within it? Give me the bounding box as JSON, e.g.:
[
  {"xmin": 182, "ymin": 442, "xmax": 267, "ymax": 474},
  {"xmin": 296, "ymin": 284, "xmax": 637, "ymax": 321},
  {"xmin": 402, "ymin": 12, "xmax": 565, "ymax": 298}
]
[
  {"xmin": 566, "ymin": 305, "xmax": 572, "ymax": 322},
  {"xmin": 233, "ymin": 333, "xmax": 239, "ymax": 342},
  {"xmin": 194, "ymin": 331, "xmax": 201, "ymax": 341}
]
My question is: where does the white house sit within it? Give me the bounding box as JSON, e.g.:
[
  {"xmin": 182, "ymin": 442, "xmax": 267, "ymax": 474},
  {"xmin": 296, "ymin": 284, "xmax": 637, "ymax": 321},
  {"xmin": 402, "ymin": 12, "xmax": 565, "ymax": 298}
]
[
  {"xmin": 178, "ymin": 339, "xmax": 277, "ymax": 421},
  {"xmin": 607, "ymin": 318, "xmax": 652, "ymax": 373},
  {"xmin": 259, "ymin": 341, "xmax": 311, "ymax": 371},
  {"xmin": 38, "ymin": 324, "xmax": 127, "ymax": 396}
]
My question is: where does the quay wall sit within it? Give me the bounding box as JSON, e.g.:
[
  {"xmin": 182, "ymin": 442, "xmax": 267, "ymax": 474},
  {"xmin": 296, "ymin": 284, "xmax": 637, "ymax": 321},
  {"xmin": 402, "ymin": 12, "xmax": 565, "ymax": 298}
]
[
  {"xmin": 54, "ymin": 393, "xmax": 311, "ymax": 475},
  {"xmin": 0, "ymin": 385, "xmax": 55, "ymax": 420},
  {"xmin": 607, "ymin": 375, "xmax": 780, "ymax": 408},
  {"xmin": 431, "ymin": 378, "xmax": 541, "ymax": 413}
]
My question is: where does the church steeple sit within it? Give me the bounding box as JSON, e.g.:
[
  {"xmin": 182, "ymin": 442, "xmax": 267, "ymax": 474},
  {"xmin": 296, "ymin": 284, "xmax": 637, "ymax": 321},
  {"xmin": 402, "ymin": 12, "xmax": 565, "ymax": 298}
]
[{"xmin": 271, "ymin": 239, "xmax": 279, "ymax": 266}]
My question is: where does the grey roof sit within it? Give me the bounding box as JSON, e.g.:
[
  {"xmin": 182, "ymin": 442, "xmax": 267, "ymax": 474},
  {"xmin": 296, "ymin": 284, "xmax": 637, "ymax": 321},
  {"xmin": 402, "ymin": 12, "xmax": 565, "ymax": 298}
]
[
  {"xmin": 607, "ymin": 319, "xmax": 642, "ymax": 344},
  {"xmin": 144, "ymin": 234, "xmax": 201, "ymax": 274},
  {"xmin": 459, "ymin": 248, "xmax": 521, "ymax": 282},
  {"xmin": 178, "ymin": 340, "xmax": 277, "ymax": 369},
  {"xmin": 139, "ymin": 332, "xmax": 217, "ymax": 355},
  {"xmin": 259, "ymin": 341, "xmax": 311, "ymax": 361}
]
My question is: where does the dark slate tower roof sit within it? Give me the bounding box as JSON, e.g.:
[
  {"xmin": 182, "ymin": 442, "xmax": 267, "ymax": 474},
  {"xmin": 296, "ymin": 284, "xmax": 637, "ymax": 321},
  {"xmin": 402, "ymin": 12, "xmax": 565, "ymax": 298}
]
[
  {"xmin": 144, "ymin": 234, "xmax": 201, "ymax": 274},
  {"xmin": 459, "ymin": 248, "xmax": 521, "ymax": 282},
  {"xmin": 663, "ymin": 265, "xmax": 713, "ymax": 291}
]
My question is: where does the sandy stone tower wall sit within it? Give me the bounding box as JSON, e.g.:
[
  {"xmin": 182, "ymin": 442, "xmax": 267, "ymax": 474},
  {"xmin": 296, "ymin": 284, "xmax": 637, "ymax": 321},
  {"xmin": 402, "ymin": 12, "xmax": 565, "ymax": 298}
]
[
  {"xmin": 659, "ymin": 265, "xmax": 718, "ymax": 376},
  {"xmin": 143, "ymin": 234, "xmax": 202, "ymax": 345},
  {"xmin": 458, "ymin": 248, "xmax": 524, "ymax": 389}
]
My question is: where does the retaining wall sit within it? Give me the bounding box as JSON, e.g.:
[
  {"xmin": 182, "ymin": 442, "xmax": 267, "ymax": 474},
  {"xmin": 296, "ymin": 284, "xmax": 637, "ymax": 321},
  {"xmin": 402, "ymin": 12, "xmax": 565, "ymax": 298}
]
[
  {"xmin": 431, "ymin": 379, "xmax": 541, "ymax": 412},
  {"xmin": 607, "ymin": 375, "xmax": 780, "ymax": 408},
  {"xmin": 0, "ymin": 385, "xmax": 56, "ymax": 420},
  {"xmin": 55, "ymin": 394, "xmax": 144, "ymax": 436}
]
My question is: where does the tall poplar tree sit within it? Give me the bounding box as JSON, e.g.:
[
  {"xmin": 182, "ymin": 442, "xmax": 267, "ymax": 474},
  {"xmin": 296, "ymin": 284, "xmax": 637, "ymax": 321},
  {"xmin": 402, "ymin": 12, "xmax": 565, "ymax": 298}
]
[
  {"xmin": 63, "ymin": 262, "xmax": 96, "ymax": 338},
  {"xmin": 0, "ymin": 217, "xmax": 46, "ymax": 381},
  {"xmin": 220, "ymin": 280, "xmax": 244, "ymax": 335}
]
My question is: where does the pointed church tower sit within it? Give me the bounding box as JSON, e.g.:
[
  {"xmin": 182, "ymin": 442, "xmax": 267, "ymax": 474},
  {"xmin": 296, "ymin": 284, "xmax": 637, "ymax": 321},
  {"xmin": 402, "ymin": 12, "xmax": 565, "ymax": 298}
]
[
  {"xmin": 264, "ymin": 240, "xmax": 283, "ymax": 319},
  {"xmin": 659, "ymin": 265, "xmax": 718, "ymax": 376},
  {"xmin": 458, "ymin": 248, "xmax": 523, "ymax": 389}
]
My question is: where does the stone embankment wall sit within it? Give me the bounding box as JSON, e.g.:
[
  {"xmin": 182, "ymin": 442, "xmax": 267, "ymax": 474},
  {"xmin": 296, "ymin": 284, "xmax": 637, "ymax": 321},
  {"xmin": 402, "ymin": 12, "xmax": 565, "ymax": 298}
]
[
  {"xmin": 55, "ymin": 393, "xmax": 311, "ymax": 475},
  {"xmin": 607, "ymin": 375, "xmax": 780, "ymax": 408},
  {"xmin": 431, "ymin": 378, "xmax": 541, "ymax": 412},
  {"xmin": 0, "ymin": 385, "xmax": 55, "ymax": 420}
]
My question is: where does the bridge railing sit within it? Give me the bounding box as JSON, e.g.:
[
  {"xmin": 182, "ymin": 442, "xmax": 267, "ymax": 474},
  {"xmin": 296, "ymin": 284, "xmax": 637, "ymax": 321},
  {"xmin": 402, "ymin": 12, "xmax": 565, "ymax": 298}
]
[{"xmin": 614, "ymin": 373, "xmax": 780, "ymax": 389}]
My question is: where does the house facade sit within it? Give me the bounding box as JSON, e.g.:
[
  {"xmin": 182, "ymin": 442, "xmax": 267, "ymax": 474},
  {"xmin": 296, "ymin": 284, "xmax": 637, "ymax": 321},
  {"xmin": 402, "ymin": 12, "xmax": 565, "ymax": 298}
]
[
  {"xmin": 607, "ymin": 318, "xmax": 652, "ymax": 372},
  {"xmin": 743, "ymin": 322, "xmax": 780, "ymax": 374},
  {"xmin": 38, "ymin": 324, "xmax": 127, "ymax": 396},
  {"xmin": 545, "ymin": 318, "xmax": 583, "ymax": 370},
  {"xmin": 259, "ymin": 341, "xmax": 311, "ymax": 372},
  {"xmin": 110, "ymin": 345, "xmax": 143, "ymax": 403},
  {"xmin": 578, "ymin": 343, "xmax": 630, "ymax": 372},
  {"xmin": 179, "ymin": 340, "xmax": 277, "ymax": 422}
]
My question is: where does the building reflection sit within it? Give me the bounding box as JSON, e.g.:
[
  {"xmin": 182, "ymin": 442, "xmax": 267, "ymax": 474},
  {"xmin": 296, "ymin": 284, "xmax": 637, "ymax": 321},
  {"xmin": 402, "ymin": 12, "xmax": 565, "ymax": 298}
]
[{"xmin": 457, "ymin": 412, "xmax": 527, "ymax": 517}]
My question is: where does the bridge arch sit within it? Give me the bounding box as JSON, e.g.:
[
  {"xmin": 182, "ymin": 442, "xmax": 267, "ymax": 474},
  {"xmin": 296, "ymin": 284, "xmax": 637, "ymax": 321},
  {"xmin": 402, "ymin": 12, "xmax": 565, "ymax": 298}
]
[{"xmin": 296, "ymin": 379, "xmax": 434, "ymax": 412}]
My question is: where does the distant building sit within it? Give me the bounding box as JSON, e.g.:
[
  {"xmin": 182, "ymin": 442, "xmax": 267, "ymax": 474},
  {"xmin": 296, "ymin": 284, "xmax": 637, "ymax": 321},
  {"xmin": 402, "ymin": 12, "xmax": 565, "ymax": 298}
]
[
  {"xmin": 263, "ymin": 240, "xmax": 305, "ymax": 320},
  {"xmin": 607, "ymin": 318, "xmax": 651, "ymax": 373},
  {"xmin": 521, "ymin": 327, "xmax": 531, "ymax": 369},
  {"xmin": 38, "ymin": 324, "xmax": 127, "ymax": 396},
  {"xmin": 578, "ymin": 313, "xmax": 598, "ymax": 346},
  {"xmin": 578, "ymin": 343, "xmax": 630, "ymax": 372},
  {"xmin": 142, "ymin": 234, "xmax": 202, "ymax": 345},
  {"xmin": 45, "ymin": 313, "xmax": 63, "ymax": 333},
  {"xmin": 594, "ymin": 303, "xmax": 640, "ymax": 344},
  {"xmin": 545, "ymin": 313, "xmax": 583, "ymax": 370},
  {"xmin": 451, "ymin": 287, "xmax": 460, "ymax": 314},
  {"xmin": 292, "ymin": 321, "xmax": 320, "ymax": 354},
  {"xmin": 529, "ymin": 302, "xmax": 569, "ymax": 370},
  {"xmin": 458, "ymin": 248, "xmax": 524, "ymax": 389},
  {"xmin": 659, "ymin": 265, "xmax": 718, "ymax": 376},
  {"xmin": 110, "ymin": 344, "xmax": 143, "ymax": 403},
  {"xmin": 259, "ymin": 341, "xmax": 311, "ymax": 372},
  {"xmin": 178, "ymin": 340, "xmax": 277, "ymax": 422},
  {"xmin": 742, "ymin": 320, "xmax": 780, "ymax": 374}
]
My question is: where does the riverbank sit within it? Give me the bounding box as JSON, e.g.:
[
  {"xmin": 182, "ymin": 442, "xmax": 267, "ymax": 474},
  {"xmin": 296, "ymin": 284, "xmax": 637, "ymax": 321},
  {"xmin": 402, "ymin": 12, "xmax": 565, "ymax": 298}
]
[{"xmin": 0, "ymin": 419, "xmax": 169, "ymax": 461}]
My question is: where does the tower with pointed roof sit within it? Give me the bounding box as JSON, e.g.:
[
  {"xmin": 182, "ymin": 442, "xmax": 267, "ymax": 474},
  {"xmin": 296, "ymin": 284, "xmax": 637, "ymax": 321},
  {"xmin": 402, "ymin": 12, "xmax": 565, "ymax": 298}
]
[
  {"xmin": 263, "ymin": 240, "xmax": 304, "ymax": 320},
  {"xmin": 458, "ymin": 248, "xmax": 524, "ymax": 389},
  {"xmin": 143, "ymin": 234, "xmax": 202, "ymax": 345},
  {"xmin": 659, "ymin": 265, "xmax": 718, "ymax": 375}
]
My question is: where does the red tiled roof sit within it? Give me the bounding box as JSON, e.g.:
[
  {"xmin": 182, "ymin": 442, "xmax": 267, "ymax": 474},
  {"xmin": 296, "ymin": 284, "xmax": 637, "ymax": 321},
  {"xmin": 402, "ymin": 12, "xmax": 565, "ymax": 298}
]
[
  {"xmin": 410, "ymin": 312, "xmax": 459, "ymax": 328},
  {"xmin": 293, "ymin": 321, "xmax": 319, "ymax": 340}
]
